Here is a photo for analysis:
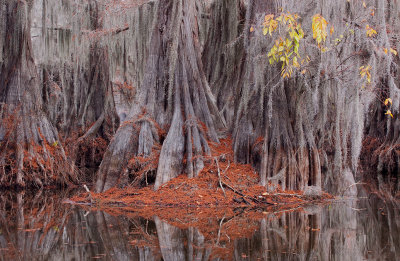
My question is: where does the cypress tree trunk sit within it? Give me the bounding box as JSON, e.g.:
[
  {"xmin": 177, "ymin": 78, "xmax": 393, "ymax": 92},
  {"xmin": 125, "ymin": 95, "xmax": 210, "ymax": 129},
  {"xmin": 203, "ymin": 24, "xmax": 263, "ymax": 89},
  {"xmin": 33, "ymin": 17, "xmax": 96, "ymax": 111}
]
[
  {"xmin": 363, "ymin": 1, "xmax": 400, "ymax": 195},
  {"xmin": 0, "ymin": 0, "xmax": 75, "ymax": 187},
  {"xmin": 35, "ymin": 0, "xmax": 119, "ymax": 175},
  {"xmin": 201, "ymin": 0, "xmax": 245, "ymax": 131},
  {"xmin": 1, "ymin": 0, "xmax": 398, "ymax": 194},
  {"xmin": 68, "ymin": 0, "xmax": 119, "ymax": 172},
  {"xmin": 95, "ymin": 0, "xmax": 223, "ymax": 192},
  {"xmin": 232, "ymin": 0, "xmax": 382, "ymax": 194}
]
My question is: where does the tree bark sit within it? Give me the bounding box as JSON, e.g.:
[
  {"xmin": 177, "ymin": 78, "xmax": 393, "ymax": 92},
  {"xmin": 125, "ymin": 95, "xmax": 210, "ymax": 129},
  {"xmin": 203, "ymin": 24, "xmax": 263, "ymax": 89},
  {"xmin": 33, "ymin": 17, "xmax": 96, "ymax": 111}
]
[
  {"xmin": 37, "ymin": 0, "xmax": 119, "ymax": 176},
  {"xmin": 95, "ymin": 0, "xmax": 223, "ymax": 192},
  {"xmin": 363, "ymin": 1, "xmax": 400, "ymax": 195},
  {"xmin": 1, "ymin": 0, "xmax": 398, "ymax": 194},
  {"xmin": 231, "ymin": 0, "xmax": 380, "ymax": 194},
  {"xmin": 0, "ymin": 0, "xmax": 76, "ymax": 187}
]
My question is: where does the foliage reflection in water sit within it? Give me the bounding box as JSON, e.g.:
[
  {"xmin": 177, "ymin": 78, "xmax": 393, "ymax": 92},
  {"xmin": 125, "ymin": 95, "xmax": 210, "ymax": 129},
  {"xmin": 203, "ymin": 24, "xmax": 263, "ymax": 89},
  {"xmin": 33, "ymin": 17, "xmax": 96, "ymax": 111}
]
[{"xmin": 0, "ymin": 191, "xmax": 399, "ymax": 260}]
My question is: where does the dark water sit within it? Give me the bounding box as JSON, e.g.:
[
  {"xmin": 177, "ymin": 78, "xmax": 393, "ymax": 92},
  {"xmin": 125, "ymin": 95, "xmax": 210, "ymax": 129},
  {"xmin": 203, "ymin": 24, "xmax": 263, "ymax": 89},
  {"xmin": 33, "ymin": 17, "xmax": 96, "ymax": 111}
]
[{"xmin": 0, "ymin": 191, "xmax": 399, "ymax": 261}]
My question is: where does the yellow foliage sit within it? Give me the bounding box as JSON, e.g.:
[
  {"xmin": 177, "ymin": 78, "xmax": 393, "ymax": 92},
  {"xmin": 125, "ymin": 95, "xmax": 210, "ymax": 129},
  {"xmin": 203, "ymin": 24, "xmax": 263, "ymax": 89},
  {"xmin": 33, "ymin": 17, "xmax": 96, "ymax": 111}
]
[
  {"xmin": 312, "ymin": 14, "xmax": 328, "ymax": 46},
  {"xmin": 384, "ymin": 98, "xmax": 392, "ymax": 106},
  {"xmin": 264, "ymin": 12, "xmax": 304, "ymax": 78},
  {"xmin": 384, "ymin": 98, "xmax": 393, "ymax": 118},
  {"xmin": 359, "ymin": 65, "xmax": 372, "ymax": 83},
  {"xmin": 366, "ymin": 24, "xmax": 377, "ymax": 37},
  {"xmin": 383, "ymin": 48, "xmax": 397, "ymax": 56},
  {"xmin": 263, "ymin": 14, "xmax": 278, "ymax": 36},
  {"xmin": 385, "ymin": 110, "xmax": 394, "ymax": 118}
]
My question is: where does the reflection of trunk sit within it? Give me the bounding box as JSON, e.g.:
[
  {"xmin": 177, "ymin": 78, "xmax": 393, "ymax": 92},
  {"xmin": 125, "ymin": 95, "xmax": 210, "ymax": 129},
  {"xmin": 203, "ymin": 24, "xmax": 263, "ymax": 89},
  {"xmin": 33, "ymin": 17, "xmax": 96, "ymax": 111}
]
[
  {"xmin": 147, "ymin": 202, "xmax": 400, "ymax": 260},
  {"xmin": 319, "ymin": 201, "xmax": 363, "ymax": 261},
  {"xmin": 259, "ymin": 210, "xmax": 321, "ymax": 260},
  {"xmin": 0, "ymin": 191, "xmax": 149, "ymax": 260},
  {"xmin": 91, "ymin": 211, "xmax": 135, "ymax": 260},
  {"xmin": 1, "ymin": 196, "xmax": 400, "ymax": 260},
  {"xmin": 306, "ymin": 214, "xmax": 321, "ymax": 260},
  {"xmin": 0, "ymin": 0, "xmax": 74, "ymax": 187},
  {"xmin": 95, "ymin": 0, "xmax": 223, "ymax": 192},
  {"xmin": 154, "ymin": 217, "xmax": 208, "ymax": 260},
  {"xmin": 0, "ymin": 191, "xmax": 71, "ymax": 260},
  {"xmin": 187, "ymin": 227, "xmax": 206, "ymax": 261},
  {"xmin": 16, "ymin": 193, "xmax": 25, "ymax": 254},
  {"xmin": 154, "ymin": 217, "xmax": 186, "ymax": 260}
]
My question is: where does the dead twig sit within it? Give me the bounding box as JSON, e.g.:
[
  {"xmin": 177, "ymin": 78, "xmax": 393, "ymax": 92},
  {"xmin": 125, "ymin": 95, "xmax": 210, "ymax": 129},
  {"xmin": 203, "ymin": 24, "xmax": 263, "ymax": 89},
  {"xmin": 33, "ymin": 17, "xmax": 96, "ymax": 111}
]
[
  {"xmin": 214, "ymin": 157, "xmax": 226, "ymax": 197},
  {"xmin": 221, "ymin": 180, "xmax": 262, "ymax": 204},
  {"xmin": 341, "ymin": 182, "xmax": 366, "ymax": 196},
  {"xmin": 216, "ymin": 216, "xmax": 225, "ymax": 245}
]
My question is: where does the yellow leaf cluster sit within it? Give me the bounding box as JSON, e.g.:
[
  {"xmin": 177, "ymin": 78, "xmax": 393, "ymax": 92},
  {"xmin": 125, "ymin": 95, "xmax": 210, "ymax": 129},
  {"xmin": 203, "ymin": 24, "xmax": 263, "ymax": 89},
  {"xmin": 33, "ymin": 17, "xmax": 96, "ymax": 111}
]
[
  {"xmin": 383, "ymin": 48, "xmax": 396, "ymax": 55},
  {"xmin": 384, "ymin": 98, "xmax": 394, "ymax": 118},
  {"xmin": 264, "ymin": 12, "xmax": 304, "ymax": 78},
  {"xmin": 312, "ymin": 14, "xmax": 328, "ymax": 46},
  {"xmin": 385, "ymin": 110, "xmax": 394, "ymax": 118},
  {"xmin": 384, "ymin": 98, "xmax": 392, "ymax": 106},
  {"xmin": 366, "ymin": 25, "xmax": 377, "ymax": 37},
  {"xmin": 263, "ymin": 14, "xmax": 278, "ymax": 36},
  {"xmin": 359, "ymin": 65, "xmax": 372, "ymax": 83}
]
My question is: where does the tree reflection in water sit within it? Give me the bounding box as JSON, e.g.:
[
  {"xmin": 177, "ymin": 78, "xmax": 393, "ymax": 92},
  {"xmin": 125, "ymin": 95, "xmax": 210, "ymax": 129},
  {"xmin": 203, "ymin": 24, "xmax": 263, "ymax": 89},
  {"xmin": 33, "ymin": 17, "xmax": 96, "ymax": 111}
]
[{"xmin": 0, "ymin": 191, "xmax": 399, "ymax": 260}]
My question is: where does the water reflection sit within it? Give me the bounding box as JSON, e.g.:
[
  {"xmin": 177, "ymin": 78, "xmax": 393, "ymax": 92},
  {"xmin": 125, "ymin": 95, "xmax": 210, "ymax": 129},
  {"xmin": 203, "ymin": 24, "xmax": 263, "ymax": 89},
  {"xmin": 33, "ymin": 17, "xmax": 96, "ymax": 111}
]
[{"xmin": 0, "ymin": 191, "xmax": 399, "ymax": 260}]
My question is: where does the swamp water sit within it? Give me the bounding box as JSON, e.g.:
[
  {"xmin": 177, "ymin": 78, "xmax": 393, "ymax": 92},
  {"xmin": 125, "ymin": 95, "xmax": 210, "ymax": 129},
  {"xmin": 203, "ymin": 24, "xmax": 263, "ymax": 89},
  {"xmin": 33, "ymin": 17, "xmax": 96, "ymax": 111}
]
[{"xmin": 0, "ymin": 191, "xmax": 399, "ymax": 260}]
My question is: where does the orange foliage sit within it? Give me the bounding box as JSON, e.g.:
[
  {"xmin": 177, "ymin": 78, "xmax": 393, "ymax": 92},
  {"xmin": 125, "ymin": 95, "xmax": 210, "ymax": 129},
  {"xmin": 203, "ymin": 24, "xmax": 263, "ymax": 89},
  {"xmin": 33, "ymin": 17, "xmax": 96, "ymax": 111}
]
[{"xmin": 71, "ymin": 137, "xmax": 332, "ymax": 209}]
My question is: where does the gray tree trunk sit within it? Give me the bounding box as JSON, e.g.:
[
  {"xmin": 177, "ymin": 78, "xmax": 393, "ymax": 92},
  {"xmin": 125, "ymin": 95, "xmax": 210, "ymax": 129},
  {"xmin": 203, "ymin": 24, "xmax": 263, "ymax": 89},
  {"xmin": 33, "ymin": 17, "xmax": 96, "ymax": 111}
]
[
  {"xmin": 229, "ymin": 0, "xmax": 390, "ymax": 194},
  {"xmin": 0, "ymin": 0, "xmax": 76, "ymax": 187},
  {"xmin": 36, "ymin": 0, "xmax": 119, "ymax": 176},
  {"xmin": 95, "ymin": 0, "xmax": 223, "ymax": 192}
]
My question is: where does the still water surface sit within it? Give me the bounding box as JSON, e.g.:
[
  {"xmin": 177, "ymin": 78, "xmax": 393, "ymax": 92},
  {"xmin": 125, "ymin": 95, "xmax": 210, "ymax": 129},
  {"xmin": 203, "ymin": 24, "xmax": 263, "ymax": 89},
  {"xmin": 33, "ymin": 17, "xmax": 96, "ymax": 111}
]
[{"xmin": 0, "ymin": 191, "xmax": 399, "ymax": 260}]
